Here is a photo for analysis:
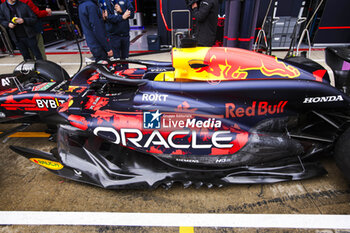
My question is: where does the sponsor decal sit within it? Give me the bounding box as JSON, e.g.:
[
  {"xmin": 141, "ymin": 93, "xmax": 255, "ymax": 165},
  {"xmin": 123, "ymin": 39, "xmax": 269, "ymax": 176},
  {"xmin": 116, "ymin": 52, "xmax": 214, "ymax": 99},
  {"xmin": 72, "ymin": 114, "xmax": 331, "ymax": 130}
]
[
  {"xmin": 162, "ymin": 116, "xmax": 221, "ymax": 129},
  {"xmin": 94, "ymin": 127, "xmax": 234, "ymax": 149},
  {"xmin": 14, "ymin": 62, "xmax": 34, "ymax": 73},
  {"xmin": 73, "ymin": 169, "xmax": 82, "ymax": 177},
  {"xmin": 150, "ymin": 68, "xmax": 168, "ymax": 72},
  {"xmin": 32, "ymin": 82, "xmax": 55, "ymax": 92},
  {"xmin": 36, "ymin": 98, "xmax": 66, "ymax": 109},
  {"xmin": 29, "ymin": 158, "xmax": 64, "ymax": 170},
  {"xmin": 143, "ymin": 110, "xmax": 162, "ymax": 129},
  {"xmin": 143, "ymin": 111, "xmax": 223, "ymax": 130},
  {"xmin": 1, "ymin": 77, "xmax": 11, "ymax": 86},
  {"xmin": 176, "ymin": 158, "xmax": 199, "ymax": 163},
  {"xmin": 225, "ymin": 101, "xmax": 288, "ymax": 118},
  {"xmin": 303, "ymin": 95, "xmax": 344, "ymax": 104},
  {"xmin": 1, "ymin": 94, "xmax": 66, "ymax": 111},
  {"xmin": 52, "ymin": 80, "xmax": 68, "ymax": 91},
  {"xmin": 142, "ymin": 93, "xmax": 168, "ymax": 102}
]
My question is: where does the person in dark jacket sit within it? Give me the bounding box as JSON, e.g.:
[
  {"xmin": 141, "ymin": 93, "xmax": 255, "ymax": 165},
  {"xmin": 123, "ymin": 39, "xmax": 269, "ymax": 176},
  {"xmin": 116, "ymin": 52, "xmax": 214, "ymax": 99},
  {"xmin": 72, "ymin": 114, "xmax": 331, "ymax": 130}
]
[
  {"xmin": 103, "ymin": 0, "xmax": 134, "ymax": 64},
  {"xmin": 78, "ymin": 0, "xmax": 112, "ymax": 62},
  {"xmin": 0, "ymin": 0, "xmax": 43, "ymax": 60},
  {"xmin": 0, "ymin": 0, "xmax": 52, "ymax": 59},
  {"xmin": 191, "ymin": 0, "xmax": 219, "ymax": 47}
]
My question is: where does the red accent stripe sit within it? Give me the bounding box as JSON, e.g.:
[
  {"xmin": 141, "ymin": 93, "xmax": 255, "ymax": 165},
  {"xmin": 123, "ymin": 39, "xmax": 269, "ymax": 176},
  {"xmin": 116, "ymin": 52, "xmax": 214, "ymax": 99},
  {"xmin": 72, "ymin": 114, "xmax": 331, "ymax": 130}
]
[
  {"xmin": 224, "ymin": 36, "xmax": 254, "ymax": 41},
  {"xmin": 224, "ymin": 36, "xmax": 237, "ymax": 41},
  {"xmin": 319, "ymin": 26, "xmax": 350, "ymax": 30},
  {"xmin": 238, "ymin": 36, "xmax": 254, "ymax": 42},
  {"xmin": 1, "ymin": 104, "xmax": 36, "ymax": 107},
  {"xmin": 14, "ymin": 50, "xmax": 155, "ymax": 56},
  {"xmin": 134, "ymin": 0, "xmax": 138, "ymax": 12},
  {"xmin": 159, "ymin": 0, "xmax": 171, "ymax": 31}
]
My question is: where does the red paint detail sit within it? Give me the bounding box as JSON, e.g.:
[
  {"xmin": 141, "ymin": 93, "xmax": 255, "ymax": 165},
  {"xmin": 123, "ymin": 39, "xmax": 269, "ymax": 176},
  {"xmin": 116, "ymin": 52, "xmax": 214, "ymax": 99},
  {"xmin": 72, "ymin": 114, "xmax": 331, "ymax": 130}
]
[
  {"xmin": 58, "ymin": 101, "xmax": 70, "ymax": 113},
  {"xmin": 0, "ymin": 88, "xmax": 17, "ymax": 96},
  {"xmin": 313, "ymin": 69, "xmax": 327, "ymax": 82},
  {"xmin": 76, "ymin": 87, "xmax": 87, "ymax": 93},
  {"xmin": 87, "ymin": 74, "xmax": 100, "ymax": 84},
  {"xmin": 172, "ymin": 150, "xmax": 184, "ymax": 155},
  {"xmin": 91, "ymin": 110, "xmax": 115, "ymax": 124},
  {"xmin": 85, "ymin": 96, "xmax": 109, "ymax": 111},
  {"xmin": 211, "ymin": 126, "xmax": 249, "ymax": 155},
  {"xmin": 176, "ymin": 101, "xmax": 198, "ymax": 113},
  {"xmin": 1, "ymin": 93, "xmax": 52, "ymax": 111},
  {"xmin": 319, "ymin": 26, "xmax": 350, "ymax": 30},
  {"xmin": 134, "ymin": 0, "xmax": 138, "ymax": 12},
  {"xmin": 149, "ymin": 146, "xmax": 164, "ymax": 154},
  {"xmin": 200, "ymin": 128, "xmax": 210, "ymax": 141},
  {"xmin": 68, "ymin": 115, "xmax": 89, "ymax": 130}
]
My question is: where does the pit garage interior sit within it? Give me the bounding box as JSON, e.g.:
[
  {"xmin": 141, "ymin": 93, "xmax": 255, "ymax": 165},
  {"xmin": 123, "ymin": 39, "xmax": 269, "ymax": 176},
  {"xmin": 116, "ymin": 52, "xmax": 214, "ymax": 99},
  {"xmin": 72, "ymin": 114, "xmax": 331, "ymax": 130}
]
[{"xmin": 0, "ymin": 0, "xmax": 350, "ymax": 232}]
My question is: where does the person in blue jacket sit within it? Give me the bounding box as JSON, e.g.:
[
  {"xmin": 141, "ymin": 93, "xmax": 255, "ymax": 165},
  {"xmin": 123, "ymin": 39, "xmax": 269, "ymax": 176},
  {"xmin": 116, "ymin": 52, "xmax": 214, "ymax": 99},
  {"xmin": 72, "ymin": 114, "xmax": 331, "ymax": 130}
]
[
  {"xmin": 78, "ymin": 0, "xmax": 113, "ymax": 62},
  {"xmin": 103, "ymin": 0, "xmax": 134, "ymax": 66}
]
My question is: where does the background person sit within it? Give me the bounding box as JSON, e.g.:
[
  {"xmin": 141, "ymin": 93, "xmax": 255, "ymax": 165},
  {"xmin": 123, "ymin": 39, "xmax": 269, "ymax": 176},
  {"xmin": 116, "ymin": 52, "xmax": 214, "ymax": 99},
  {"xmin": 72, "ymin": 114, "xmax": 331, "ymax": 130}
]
[
  {"xmin": 0, "ymin": 0, "xmax": 51, "ymax": 59},
  {"xmin": 103, "ymin": 0, "xmax": 134, "ymax": 67},
  {"xmin": 78, "ymin": 0, "xmax": 113, "ymax": 62},
  {"xmin": 0, "ymin": 0, "xmax": 43, "ymax": 60},
  {"xmin": 191, "ymin": 0, "xmax": 219, "ymax": 47}
]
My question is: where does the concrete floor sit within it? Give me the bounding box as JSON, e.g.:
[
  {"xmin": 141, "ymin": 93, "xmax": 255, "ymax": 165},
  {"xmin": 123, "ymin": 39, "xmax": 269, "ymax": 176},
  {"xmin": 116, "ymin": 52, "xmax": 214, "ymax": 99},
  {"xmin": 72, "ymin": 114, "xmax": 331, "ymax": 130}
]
[{"xmin": 0, "ymin": 50, "xmax": 349, "ymax": 233}]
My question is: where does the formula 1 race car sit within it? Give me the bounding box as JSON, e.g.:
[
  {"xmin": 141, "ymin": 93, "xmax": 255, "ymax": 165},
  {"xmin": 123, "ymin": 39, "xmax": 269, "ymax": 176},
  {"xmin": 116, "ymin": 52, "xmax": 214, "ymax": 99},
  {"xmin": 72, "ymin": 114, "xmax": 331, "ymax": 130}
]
[{"xmin": 2, "ymin": 45, "xmax": 350, "ymax": 189}]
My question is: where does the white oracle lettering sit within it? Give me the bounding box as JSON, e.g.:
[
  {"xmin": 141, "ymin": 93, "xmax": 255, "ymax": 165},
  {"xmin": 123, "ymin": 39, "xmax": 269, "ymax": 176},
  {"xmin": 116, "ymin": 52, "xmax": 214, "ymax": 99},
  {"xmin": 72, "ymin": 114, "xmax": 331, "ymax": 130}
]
[
  {"xmin": 212, "ymin": 131, "xmax": 234, "ymax": 148},
  {"xmin": 120, "ymin": 128, "xmax": 142, "ymax": 147},
  {"xmin": 142, "ymin": 93, "xmax": 168, "ymax": 102},
  {"xmin": 168, "ymin": 130, "xmax": 190, "ymax": 149},
  {"xmin": 1, "ymin": 78, "xmax": 10, "ymax": 86},
  {"xmin": 93, "ymin": 127, "xmax": 235, "ymax": 150},
  {"xmin": 192, "ymin": 131, "xmax": 211, "ymax": 149},
  {"xmin": 144, "ymin": 130, "xmax": 170, "ymax": 148},
  {"xmin": 93, "ymin": 127, "xmax": 120, "ymax": 144},
  {"xmin": 58, "ymin": 99, "xmax": 66, "ymax": 104}
]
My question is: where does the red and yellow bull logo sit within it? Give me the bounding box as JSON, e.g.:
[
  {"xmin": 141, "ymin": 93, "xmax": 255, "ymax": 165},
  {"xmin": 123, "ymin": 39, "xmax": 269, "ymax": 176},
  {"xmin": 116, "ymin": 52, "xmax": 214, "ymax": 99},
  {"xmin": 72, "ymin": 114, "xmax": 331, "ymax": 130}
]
[{"xmin": 172, "ymin": 47, "xmax": 300, "ymax": 82}]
